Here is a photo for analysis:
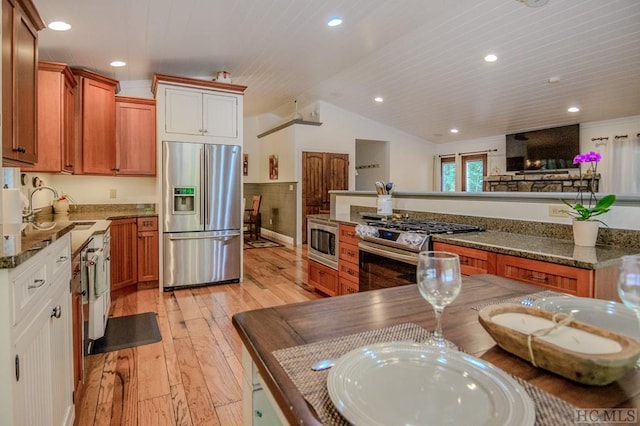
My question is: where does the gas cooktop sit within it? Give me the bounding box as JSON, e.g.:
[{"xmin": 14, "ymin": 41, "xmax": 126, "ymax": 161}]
[{"xmin": 364, "ymin": 219, "xmax": 484, "ymax": 235}]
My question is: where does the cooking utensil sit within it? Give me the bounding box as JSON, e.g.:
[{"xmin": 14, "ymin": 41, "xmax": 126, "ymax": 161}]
[
  {"xmin": 375, "ymin": 181, "xmax": 385, "ymax": 195},
  {"xmin": 385, "ymin": 182, "xmax": 394, "ymax": 193}
]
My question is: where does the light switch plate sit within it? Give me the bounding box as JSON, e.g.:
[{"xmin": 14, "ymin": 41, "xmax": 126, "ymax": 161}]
[{"xmin": 109, "ymin": 189, "xmax": 117, "ymax": 199}]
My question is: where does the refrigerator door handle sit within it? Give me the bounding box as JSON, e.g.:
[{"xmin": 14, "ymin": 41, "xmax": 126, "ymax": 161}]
[
  {"xmin": 168, "ymin": 233, "xmax": 240, "ymax": 241},
  {"xmin": 200, "ymin": 147, "xmax": 205, "ymax": 226}
]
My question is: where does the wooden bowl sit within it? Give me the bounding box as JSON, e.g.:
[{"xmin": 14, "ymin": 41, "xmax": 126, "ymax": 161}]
[{"xmin": 478, "ymin": 303, "xmax": 640, "ymax": 386}]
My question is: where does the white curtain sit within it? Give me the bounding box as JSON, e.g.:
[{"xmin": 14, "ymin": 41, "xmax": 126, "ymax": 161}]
[{"xmin": 606, "ymin": 134, "xmax": 640, "ymax": 193}]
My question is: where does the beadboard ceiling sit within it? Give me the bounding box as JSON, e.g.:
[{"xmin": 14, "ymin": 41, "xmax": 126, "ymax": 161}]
[{"xmin": 34, "ymin": 0, "xmax": 640, "ymax": 143}]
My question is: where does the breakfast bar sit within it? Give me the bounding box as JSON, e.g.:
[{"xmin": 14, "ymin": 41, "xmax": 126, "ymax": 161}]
[{"xmin": 232, "ymin": 274, "xmax": 640, "ymax": 425}]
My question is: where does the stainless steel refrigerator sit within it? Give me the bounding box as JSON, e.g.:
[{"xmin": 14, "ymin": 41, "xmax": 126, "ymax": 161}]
[{"xmin": 162, "ymin": 141, "xmax": 242, "ymax": 289}]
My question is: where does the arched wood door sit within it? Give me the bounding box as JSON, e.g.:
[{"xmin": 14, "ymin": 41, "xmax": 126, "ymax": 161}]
[{"xmin": 302, "ymin": 151, "xmax": 348, "ymax": 243}]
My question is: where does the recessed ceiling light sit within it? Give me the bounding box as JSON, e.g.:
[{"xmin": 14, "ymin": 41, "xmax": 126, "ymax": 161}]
[
  {"xmin": 48, "ymin": 21, "xmax": 71, "ymax": 31},
  {"xmin": 568, "ymin": 106, "xmax": 580, "ymax": 113},
  {"xmin": 450, "ymin": 128, "xmax": 459, "ymax": 134},
  {"xmin": 484, "ymin": 54, "xmax": 498, "ymax": 63},
  {"xmin": 110, "ymin": 61, "xmax": 126, "ymax": 67},
  {"xmin": 327, "ymin": 17, "xmax": 343, "ymax": 27},
  {"xmin": 548, "ymin": 76, "xmax": 561, "ymax": 84},
  {"xmin": 374, "ymin": 97, "xmax": 384, "ymax": 103}
]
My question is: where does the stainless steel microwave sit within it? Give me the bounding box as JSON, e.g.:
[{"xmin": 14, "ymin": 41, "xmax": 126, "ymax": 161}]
[{"xmin": 307, "ymin": 218, "xmax": 339, "ymax": 270}]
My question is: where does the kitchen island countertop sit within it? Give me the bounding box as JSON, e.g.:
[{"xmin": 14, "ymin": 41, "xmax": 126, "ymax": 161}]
[
  {"xmin": 307, "ymin": 213, "xmax": 639, "ymax": 270},
  {"xmin": 232, "ymin": 274, "xmax": 639, "ymax": 426}
]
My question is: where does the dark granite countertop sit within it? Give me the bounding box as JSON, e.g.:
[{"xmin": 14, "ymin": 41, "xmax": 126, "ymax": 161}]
[
  {"xmin": 431, "ymin": 231, "xmax": 639, "ymax": 270},
  {"xmin": 1, "ymin": 205, "xmax": 157, "ymax": 269},
  {"xmin": 307, "ymin": 213, "xmax": 639, "ymax": 270}
]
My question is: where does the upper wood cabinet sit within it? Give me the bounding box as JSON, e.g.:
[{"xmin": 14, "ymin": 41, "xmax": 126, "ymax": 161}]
[
  {"xmin": 115, "ymin": 96, "xmax": 156, "ymax": 176},
  {"xmin": 72, "ymin": 68, "xmax": 118, "ymax": 175},
  {"xmin": 29, "ymin": 61, "xmax": 77, "ymax": 173},
  {"xmin": 2, "ymin": 0, "xmax": 44, "ymax": 166},
  {"xmin": 164, "ymin": 87, "xmax": 238, "ymax": 139}
]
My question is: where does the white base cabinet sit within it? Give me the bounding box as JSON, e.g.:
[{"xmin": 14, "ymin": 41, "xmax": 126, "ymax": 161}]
[
  {"xmin": 1, "ymin": 234, "xmax": 74, "ymax": 426},
  {"xmin": 241, "ymin": 346, "xmax": 286, "ymax": 426}
]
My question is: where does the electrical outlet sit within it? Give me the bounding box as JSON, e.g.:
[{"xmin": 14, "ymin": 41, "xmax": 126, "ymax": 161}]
[
  {"xmin": 289, "ymin": 184, "xmax": 293, "ymax": 191},
  {"xmin": 269, "ymin": 218, "xmax": 273, "ymax": 225},
  {"xmin": 109, "ymin": 189, "xmax": 117, "ymax": 199},
  {"xmin": 548, "ymin": 205, "xmax": 566, "ymax": 218}
]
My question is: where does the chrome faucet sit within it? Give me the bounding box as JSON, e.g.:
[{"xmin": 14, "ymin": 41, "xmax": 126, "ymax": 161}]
[{"xmin": 24, "ymin": 186, "xmax": 59, "ymax": 221}]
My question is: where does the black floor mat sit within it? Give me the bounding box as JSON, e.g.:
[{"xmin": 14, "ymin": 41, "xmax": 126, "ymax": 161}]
[{"xmin": 90, "ymin": 312, "xmax": 162, "ymax": 354}]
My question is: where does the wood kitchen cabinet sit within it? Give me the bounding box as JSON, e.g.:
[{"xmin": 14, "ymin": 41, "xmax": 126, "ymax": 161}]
[
  {"xmin": 137, "ymin": 216, "xmax": 159, "ymax": 282},
  {"xmin": 115, "ymin": 96, "xmax": 157, "ymax": 176},
  {"xmin": 72, "ymin": 68, "xmax": 118, "ymax": 175},
  {"xmin": 497, "ymin": 254, "xmax": 593, "ymax": 297},
  {"xmin": 71, "ymin": 251, "xmax": 83, "ymax": 405},
  {"xmin": 433, "ymin": 241, "xmax": 594, "ymax": 297},
  {"xmin": 110, "ymin": 218, "xmax": 138, "ymax": 292},
  {"xmin": 301, "ymin": 152, "xmax": 349, "ymax": 243},
  {"xmin": 29, "ymin": 61, "xmax": 77, "ymax": 173},
  {"xmin": 2, "ymin": 0, "xmax": 44, "ymax": 166},
  {"xmin": 308, "ymin": 260, "xmax": 338, "ymax": 297},
  {"xmin": 338, "ymin": 224, "xmax": 359, "ymax": 295},
  {"xmin": 111, "ymin": 216, "xmax": 159, "ymax": 291},
  {"xmin": 433, "ymin": 242, "xmax": 497, "ymax": 276}
]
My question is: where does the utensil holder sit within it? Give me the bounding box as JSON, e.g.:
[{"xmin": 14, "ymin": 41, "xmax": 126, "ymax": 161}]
[{"xmin": 377, "ymin": 195, "xmax": 393, "ymax": 215}]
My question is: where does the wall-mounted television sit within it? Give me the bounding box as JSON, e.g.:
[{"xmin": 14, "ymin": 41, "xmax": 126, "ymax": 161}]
[{"xmin": 505, "ymin": 124, "xmax": 580, "ymax": 172}]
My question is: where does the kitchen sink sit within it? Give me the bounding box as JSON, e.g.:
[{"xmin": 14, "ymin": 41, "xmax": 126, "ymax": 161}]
[{"xmin": 72, "ymin": 221, "xmax": 96, "ymax": 231}]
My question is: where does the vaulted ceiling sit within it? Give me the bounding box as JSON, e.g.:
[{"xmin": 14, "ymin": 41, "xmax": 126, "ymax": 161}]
[{"xmin": 34, "ymin": 0, "xmax": 640, "ymax": 143}]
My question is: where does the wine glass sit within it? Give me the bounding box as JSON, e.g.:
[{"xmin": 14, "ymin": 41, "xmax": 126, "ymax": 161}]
[
  {"xmin": 417, "ymin": 251, "xmax": 462, "ymax": 349},
  {"xmin": 617, "ymin": 255, "xmax": 640, "ymax": 365}
]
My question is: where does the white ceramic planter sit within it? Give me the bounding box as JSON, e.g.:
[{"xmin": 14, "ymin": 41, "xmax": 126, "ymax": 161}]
[{"xmin": 572, "ymin": 219, "xmax": 599, "ymax": 247}]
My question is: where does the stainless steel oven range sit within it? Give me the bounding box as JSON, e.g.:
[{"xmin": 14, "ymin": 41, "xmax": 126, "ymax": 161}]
[
  {"xmin": 357, "ymin": 219, "xmax": 484, "ymax": 292},
  {"xmin": 307, "ymin": 217, "xmax": 339, "ymax": 270}
]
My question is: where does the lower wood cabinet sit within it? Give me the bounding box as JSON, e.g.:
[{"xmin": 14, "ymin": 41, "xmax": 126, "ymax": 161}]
[
  {"xmin": 110, "ymin": 218, "xmax": 138, "ymax": 291},
  {"xmin": 71, "ymin": 252, "xmax": 83, "ymax": 404},
  {"xmin": 497, "ymin": 254, "xmax": 593, "ymax": 297},
  {"xmin": 111, "ymin": 216, "xmax": 159, "ymax": 292},
  {"xmin": 137, "ymin": 217, "xmax": 159, "ymax": 282},
  {"xmin": 308, "ymin": 260, "xmax": 338, "ymax": 296},
  {"xmin": 434, "ymin": 241, "xmax": 594, "ymax": 297},
  {"xmin": 338, "ymin": 224, "xmax": 359, "ymax": 295},
  {"xmin": 433, "ymin": 242, "xmax": 496, "ymax": 275}
]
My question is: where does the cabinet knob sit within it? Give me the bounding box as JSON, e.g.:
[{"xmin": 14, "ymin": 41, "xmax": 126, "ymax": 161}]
[
  {"xmin": 13, "ymin": 146, "xmax": 26, "ymax": 153},
  {"xmin": 51, "ymin": 305, "xmax": 62, "ymax": 319},
  {"xmin": 203, "ymin": 129, "xmax": 208, "ymax": 133}
]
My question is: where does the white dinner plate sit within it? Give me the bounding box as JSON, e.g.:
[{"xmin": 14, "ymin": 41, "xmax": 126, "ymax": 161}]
[
  {"xmin": 327, "ymin": 343, "xmax": 535, "ymax": 426},
  {"xmin": 533, "ymin": 296, "xmax": 640, "ymax": 340}
]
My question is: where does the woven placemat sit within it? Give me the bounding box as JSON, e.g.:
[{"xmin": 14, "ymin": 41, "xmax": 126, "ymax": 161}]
[
  {"xmin": 273, "ymin": 322, "xmax": 590, "ymax": 426},
  {"xmin": 471, "ymin": 290, "xmax": 564, "ymax": 311}
]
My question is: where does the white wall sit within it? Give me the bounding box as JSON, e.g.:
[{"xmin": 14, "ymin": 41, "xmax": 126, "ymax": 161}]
[
  {"xmin": 355, "ymin": 139, "xmax": 390, "ymax": 191},
  {"xmin": 117, "ymin": 80, "xmax": 154, "ymax": 98},
  {"xmin": 20, "ymin": 172, "xmax": 157, "ymax": 209},
  {"xmin": 246, "ymin": 101, "xmax": 435, "ymax": 190}
]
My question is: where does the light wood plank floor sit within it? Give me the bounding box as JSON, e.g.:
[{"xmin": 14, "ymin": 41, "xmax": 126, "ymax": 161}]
[{"xmin": 75, "ymin": 243, "xmax": 321, "ymax": 426}]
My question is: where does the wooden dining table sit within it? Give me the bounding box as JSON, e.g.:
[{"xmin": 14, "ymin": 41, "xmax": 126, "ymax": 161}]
[{"xmin": 232, "ymin": 274, "xmax": 640, "ymax": 425}]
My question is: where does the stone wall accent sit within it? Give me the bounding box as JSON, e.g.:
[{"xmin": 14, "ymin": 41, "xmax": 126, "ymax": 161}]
[{"xmin": 483, "ymin": 173, "xmax": 600, "ymax": 192}]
